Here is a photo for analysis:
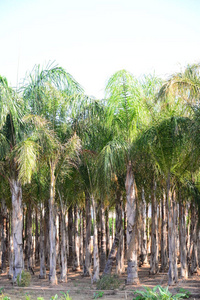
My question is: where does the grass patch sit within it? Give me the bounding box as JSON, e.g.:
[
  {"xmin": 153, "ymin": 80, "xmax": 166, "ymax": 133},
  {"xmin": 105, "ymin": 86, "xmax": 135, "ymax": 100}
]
[
  {"xmin": 96, "ymin": 275, "xmax": 120, "ymax": 290},
  {"xmin": 17, "ymin": 270, "xmax": 31, "ymax": 287}
]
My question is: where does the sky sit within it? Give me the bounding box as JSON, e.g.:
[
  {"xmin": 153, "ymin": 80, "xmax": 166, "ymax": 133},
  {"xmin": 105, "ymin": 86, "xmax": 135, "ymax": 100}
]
[{"xmin": 0, "ymin": 0, "xmax": 200, "ymax": 98}]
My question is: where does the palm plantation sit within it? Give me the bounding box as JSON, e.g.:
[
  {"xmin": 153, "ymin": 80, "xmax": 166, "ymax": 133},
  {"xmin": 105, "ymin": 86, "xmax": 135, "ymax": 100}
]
[{"xmin": 0, "ymin": 63, "xmax": 199, "ymax": 298}]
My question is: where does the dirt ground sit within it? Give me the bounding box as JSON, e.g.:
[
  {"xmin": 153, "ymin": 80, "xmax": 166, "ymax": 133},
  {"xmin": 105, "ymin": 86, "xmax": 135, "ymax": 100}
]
[{"xmin": 0, "ymin": 264, "xmax": 200, "ymax": 300}]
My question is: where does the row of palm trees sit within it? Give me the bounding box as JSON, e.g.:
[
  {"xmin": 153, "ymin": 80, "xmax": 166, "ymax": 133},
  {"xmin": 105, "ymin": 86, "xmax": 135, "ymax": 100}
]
[{"xmin": 0, "ymin": 63, "xmax": 199, "ymax": 286}]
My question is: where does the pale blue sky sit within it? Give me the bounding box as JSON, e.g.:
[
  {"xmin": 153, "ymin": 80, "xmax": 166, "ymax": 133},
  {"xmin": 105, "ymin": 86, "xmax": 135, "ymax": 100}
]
[{"xmin": 0, "ymin": 0, "xmax": 200, "ymax": 98}]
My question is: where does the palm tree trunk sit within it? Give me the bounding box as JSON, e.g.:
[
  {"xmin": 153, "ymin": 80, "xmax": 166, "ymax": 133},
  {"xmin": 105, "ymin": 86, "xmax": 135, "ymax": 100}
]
[
  {"xmin": 123, "ymin": 202, "xmax": 127, "ymax": 259},
  {"xmin": 10, "ymin": 178, "xmax": 24, "ymax": 281},
  {"xmin": 160, "ymin": 191, "xmax": 168, "ymax": 272},
  {"xmin": 103, "ymin": 191, "xmax": 123, "ymax": 275},
  {"xmin": 140, "ymin": 189, "xmax": 147, "ymax": 265},
  {"xmin": 49, "ymin": 162, "xmax": 57, "ymax": 285},
  {"xmin": 175, "ymin": 202, "xmax": 179, "ymax": 264},
  {"xmin": 106, "ymin": 209, "xmax": 110, "ymax": 257},
  {"xmin": 112, "ymin": 211, "xmax": 115, "ymax": 244},
  {"xmin": 158, "ymin": 203, "xmax": 162, "ymax": 261},
  {"xmin": 186, "ymin": 204, "xmax": 190, "ymax": 255},
  {"xmin": 146, "ymin": 203, "xmax": 150, "ymax": 259},
  {"xmin": 1, "ymin": 199, "xmax": 7, "ymax": 273},
  {"xmin": 0, "ymin": 207, "xmax": 3, "ymax": 271},
  {"xmin": 73, "ymin": 204, "xmax": 80, "ymax": 271},
  {"xmin": 44, "ymin": 203, "xmax": 49, "ymax": 268},
  {"xmin": 32, "ymin": 211, "xmax": 36, "ymax": 268},
  {"xmin": 125, "ymin": 162, "xmax": 139, "ymax": 285},
  {"xmin": 179, "ymin": 196, "xmax": 188, "ymax": 279},
  {"xmin": 24, "ymin": 208, "xmax": 27, "ymax": 261},
  {"xmin": 97, "ymin": 207, "xmax": 101, "ymax": 258},
  {"xmin": 35, "ymin": 209, "xmax": 39, "ymax": 261},
  {"xmin": 197, "ymin": 229, "xmax": 200, "ymax": 269},
  {"xmin": 39, "ymin": 204, "xmax": 46, "ymax": 279},
  {"xmin": 82, "ymin": 208, "xmax": 86, "ymax": 262},
  {"xmin": 60, "ymin": 209, "xmax": 67, "ymax": 282},
  {"xmin": 79, "ymin": 210, "xmax": 84, "ymax": 266},
  {"xmin": 8, "ymin": 211, "xmax": 14, "ymax": 279},
  {"xmin": 100, "ymin": 201, "xmax": 106, "ymax": 272},
  {"xmin": 6, "ymin": 213, "xmax": 9, "ymax": 264},
  {"xmin": 55, "ymin": 212, "xmax": 60, "ymax": 270},
  {"xmin": 150, "ymin": 180, "xmax": 159, "ymax": 275},
  {"xmin": 189, "ymin": 202, "xmax": 198, "ymax": 274},
  {"xmin": 83, "ymin": 191, "xmax": 92, "ymax": 276},
  {"xmin": 167, "ymin": 175, "xmax": 178, "ymax": 285},
  {"xmin": 65, "ymin": 212, "xmax": 69, "ymax": 259},
  {"xmin": 91, "ymin": 195, "xmax": 99, "ymax": 283},
  {"xmin": 116, "ymin": 196, "xmax": 124, "ymax": 274},
  {"xmin": 27, "ymin": 203, "xmax": 33, "ymax": 272},
  {"xmin": 68, "ymin": 205, "xmax": 73, "ymax": 267}
]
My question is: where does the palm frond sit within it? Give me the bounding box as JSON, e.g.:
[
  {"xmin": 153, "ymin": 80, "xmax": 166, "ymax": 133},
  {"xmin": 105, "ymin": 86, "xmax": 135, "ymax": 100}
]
[
  {"xmin": 16, "ymin": 139, "xmax": 40, "ymax": 184},
  {"xmin": 55, "ymin": 133, "xmax": 81, "ymax": 180},
  {"xmin": 158, "ymin": 63, "xmax": 200, "ymax": 106}
]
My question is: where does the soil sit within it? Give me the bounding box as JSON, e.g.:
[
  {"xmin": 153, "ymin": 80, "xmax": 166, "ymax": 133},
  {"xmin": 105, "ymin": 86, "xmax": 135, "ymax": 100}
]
[{"xmin": 0, "ymin": 264, "xmax": 200, "ymax": 300}]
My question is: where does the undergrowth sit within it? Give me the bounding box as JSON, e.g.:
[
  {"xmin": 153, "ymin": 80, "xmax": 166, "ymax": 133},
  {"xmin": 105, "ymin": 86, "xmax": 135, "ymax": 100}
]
[
  {"xmin": 96, "ymin": 274, "xmax": 120, "ymax": 290},
  {"xmin": 17, "ymin": 270, "xmax": 31, "ymax": 287},
  {"xmin": 133, "ymin": 285, "xmax": 189, "ymax": 300}
]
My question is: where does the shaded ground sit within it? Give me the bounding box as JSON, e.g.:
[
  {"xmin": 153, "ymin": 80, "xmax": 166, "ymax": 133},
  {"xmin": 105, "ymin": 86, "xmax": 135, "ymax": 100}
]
[{"xmin": 0, "ymin": 264, "xmax": 200, "ymax": 299}]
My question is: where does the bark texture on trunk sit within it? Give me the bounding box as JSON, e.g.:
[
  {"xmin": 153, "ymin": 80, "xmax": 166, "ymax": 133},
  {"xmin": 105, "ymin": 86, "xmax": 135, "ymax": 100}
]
[
  {"xmin": 39, "ymin": 206, "xmax": 46, "ymax": 279},
  {"xmin": 160, "ymin": 191, "xmax": 168, "ymax": 272},
  {"xmin": 0, "ymin": 211, "xmax": 2, "ymax": 270},
  {"xmin": 179, "ymin": 197, "xmax": 188, "ymax": 279},
  {"xmin": 8, "ymin": 212, "xmax": 14, "ymax": 279},
  {"xmin": 49, "ymin": 162, "xmax": 57, "ymax": 285},
  {"xmin": 125, "ymin": 162, "xmax": 139, "ymax": 285},
  {"xmin": 116, "ymin": 197, "xmax": 124, "ymax": 275},
  {"xmin": 112, "ymin": 211, "xmax": 115, "ymax": 244},
  {"xmin": 32, "ymin": 212, "xmax": 36, "ymax": 268},
  {"xmin": 27, "ymin": 203, "xmax": 33, "ymax": 271},
  {"xmin": 44, "ymin": 202, "xmax": 49, "ymax": 268},
  {"xmin": 97, "ymin": 207, "xmax": 101, "ymax": 258},
  {"xmin": 175, "ymin": 202, "xmax": 179, "ymax": 265},
  {"xmin": 146, "ymin": 203, "xmax": 150, "ymax": 258},
  {"xmin": 197, "ymin": 230, "xmax": 200, "ymax": 268},
  {"xmin": 91, "ymin": 195, "xmax": 99, "ymax": 283},
  {"xmin": 73, "ymin": 205, "xmax": 80, "ymax": 271},
  {"xmin": 35, "ymin": 209, "xmax": 39, "ymax": 261},
  {"xmin": 150, "ymin": 181, "xmax": 159, "ymax": 275},
  {"xmin": 186, "ymin": 204, "xmax": 190, "ymax": 255},
  {"xmin": 83, "ymin": 192, "xmax": 92, "ymax": 277},
  {"xmin": 68, "ymin": 205, "xmax": 73, "ymax": 267},
  {"xmin": 103, "ymin": 192, "xmax": 123, "ymax": 276},
  {"xmin": 79, "ymin": 211, "xmax": 83, "ymax": 266},
  {"xmin": 1, "ymin": 200, "xmax": 7, "ymax": 273},
  {"xmin": 106, "ymin": 209, "xmax": 110, "ymax": 258},
  {"xmin": 140, "ymin": 189, "xmax": 147, "ymax": 265},
  {"xmin": 11, "ymin": 178, "xmax": 24, "ymax": 281},
  {"xmin": 82, "ymin": 208, "xmax": 86, "ymax": 262},
  {"xmin": 55, "ymin": 214, "xmax": 60, "ymax": 268},
  {"xmin": 60, "ymin": 210, "xmax": 67, "ymax": 282},
  {"xmin": 167, "ymin": 176, "xmax": 178, "ymax": 286},
  {"xmin": 123, "ymin": 202, "xmax": 127, "ymax": 259},
  {"xmin": 100, "ymin": 201, "xmax": 106, "ymax": 272},
  {"xmin": 189, "ymin": 202, "xmax": 198, "ymax": 274}
]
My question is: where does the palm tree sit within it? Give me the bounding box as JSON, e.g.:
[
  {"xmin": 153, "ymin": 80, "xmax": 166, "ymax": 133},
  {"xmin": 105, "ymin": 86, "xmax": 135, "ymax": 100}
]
[
  {"xmin": 158, "ymin": 63, "xmax": 200, "ymax": 282},
  {"xmin": 99, "ymin": 70, "xmax": 149, "ymax": 284},
  {"xmin": 18, "ymin": 64, "xmax": 83, "ymax": 285},
  {"xmin": 72, "ymin": 98, "xmax": 111, "ymax": 282},
  {"xmin": 138, "ymin": 112, "xmax": 192, "ymax": 284},
  {"xmin": 0, "ymin": 76, "xmax": 25, "ymax": 281},
  {"xmin": 98, "ymin": 74, "xmax": 163, "ymax": 280}
]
